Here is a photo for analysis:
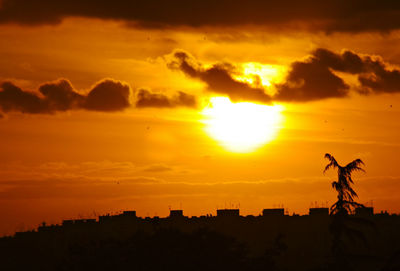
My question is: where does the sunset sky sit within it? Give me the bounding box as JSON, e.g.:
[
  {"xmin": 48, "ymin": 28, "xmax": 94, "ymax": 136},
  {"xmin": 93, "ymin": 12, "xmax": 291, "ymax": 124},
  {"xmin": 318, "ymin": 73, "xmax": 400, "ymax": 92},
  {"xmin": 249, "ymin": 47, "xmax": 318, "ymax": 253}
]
[{"xmin": 1, "ymin": 0, "xmax": 400, "ymax": 236}]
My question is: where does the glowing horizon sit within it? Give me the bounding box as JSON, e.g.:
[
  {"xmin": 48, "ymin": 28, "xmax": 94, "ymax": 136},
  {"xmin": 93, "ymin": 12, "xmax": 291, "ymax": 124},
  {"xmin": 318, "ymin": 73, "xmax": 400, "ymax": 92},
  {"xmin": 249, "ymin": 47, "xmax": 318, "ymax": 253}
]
[{"xmin": 2, "ymin": 5, "xmax": 400, "ymax": 237}]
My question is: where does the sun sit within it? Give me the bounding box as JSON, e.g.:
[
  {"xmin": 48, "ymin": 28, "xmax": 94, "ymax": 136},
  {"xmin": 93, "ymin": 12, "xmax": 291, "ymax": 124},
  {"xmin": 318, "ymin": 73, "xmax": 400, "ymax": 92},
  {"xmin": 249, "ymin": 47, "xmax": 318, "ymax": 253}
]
[{"xmin": 202, "ymin": 97, "xmax": 283, "ymax": 153}]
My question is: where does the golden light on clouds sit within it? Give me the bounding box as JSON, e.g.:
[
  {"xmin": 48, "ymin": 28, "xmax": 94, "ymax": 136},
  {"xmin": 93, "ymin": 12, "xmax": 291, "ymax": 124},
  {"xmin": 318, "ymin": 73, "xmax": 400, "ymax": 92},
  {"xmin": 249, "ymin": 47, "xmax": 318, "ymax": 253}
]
[
  {"xmin": 3, "ymin": 0, "xmax": 400, "ymax": 237},
  {"xmin": 202, "ymin": 97, "xmax": 284, "ymax": 153},
  {"xmin": 234, "ymin": 63, "xmax": 283, "ymax": 89}
]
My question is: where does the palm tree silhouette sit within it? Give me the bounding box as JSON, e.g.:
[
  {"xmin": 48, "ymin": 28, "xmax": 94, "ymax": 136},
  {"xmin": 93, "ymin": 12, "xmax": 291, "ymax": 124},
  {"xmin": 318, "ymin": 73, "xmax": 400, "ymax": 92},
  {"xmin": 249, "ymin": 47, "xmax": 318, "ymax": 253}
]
[
  {"xmin": 324, "ymin": 153, "xmax": 365, "ymax": 215},
  {"xmin": 324, "ymin": 153, "xmax": 369, "ymax": 270}
]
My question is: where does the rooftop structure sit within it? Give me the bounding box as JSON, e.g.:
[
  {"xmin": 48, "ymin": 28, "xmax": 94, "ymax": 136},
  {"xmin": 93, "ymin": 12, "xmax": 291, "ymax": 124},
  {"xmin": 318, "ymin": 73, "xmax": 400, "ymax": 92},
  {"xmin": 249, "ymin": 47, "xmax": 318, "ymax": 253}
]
[
  {"xmin": 169, "ymin": 210, "xmax": 184, "ymax": 217},
  {"xmin": 355, "ymin": 207, "xmax": 374, "ymax": 216},
  {"xmin": 121, "ymin": 210, "xmax": 137, "ymax": 217},
  {"xmin": 99, "ymin": 210, "xmax": 137, "ymax": 222},
  {"xmin": 217, "ymin": 209, "xmax": 240, "ymax": 217},
  {"xmin": 62, "ymin": 219, "xmax": 96, "ymax": 226}
]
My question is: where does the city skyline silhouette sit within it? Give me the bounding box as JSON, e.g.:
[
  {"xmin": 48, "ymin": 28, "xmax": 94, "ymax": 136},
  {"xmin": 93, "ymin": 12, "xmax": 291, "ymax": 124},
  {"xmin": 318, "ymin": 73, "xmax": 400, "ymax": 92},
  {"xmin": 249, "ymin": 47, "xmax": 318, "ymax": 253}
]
[{"xmin": 2, "ymin": 1, "xmax": 400, "ymax": 270}]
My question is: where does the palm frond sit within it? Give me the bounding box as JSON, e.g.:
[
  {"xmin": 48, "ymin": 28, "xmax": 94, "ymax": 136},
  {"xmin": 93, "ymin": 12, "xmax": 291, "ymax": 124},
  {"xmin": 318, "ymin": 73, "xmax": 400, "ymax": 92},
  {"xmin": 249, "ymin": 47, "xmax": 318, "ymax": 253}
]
[
  {"xmin": 345, "ymin": 159, "xmax": 365, "ymax": 172},
  {"xmin": 324, "ymin": 153, "xmax": 339, "ymax": 173}
]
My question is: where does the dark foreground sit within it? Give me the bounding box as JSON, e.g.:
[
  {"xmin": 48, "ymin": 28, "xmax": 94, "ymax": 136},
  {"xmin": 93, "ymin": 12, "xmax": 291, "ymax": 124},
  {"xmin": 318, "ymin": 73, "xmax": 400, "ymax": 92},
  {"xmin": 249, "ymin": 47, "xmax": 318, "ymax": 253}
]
[{"xmin": 1, "ymin": 213, "xmax": 400, "ymax": 271}]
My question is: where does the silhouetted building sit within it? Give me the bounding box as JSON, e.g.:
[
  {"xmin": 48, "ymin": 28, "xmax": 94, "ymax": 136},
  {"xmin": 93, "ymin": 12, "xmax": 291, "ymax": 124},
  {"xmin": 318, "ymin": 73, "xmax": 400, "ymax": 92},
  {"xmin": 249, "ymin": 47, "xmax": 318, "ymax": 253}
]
[
  {"xmin": 62, "ymin": 219, "xmax": 95, "ymax": 225},
  {"xmin": 99, "ymin": 214, "xmax": 112, "ymax": 222},
  {"xmin": 217, "ymin": 209, "xmax": 239, "ymax": 217},
  {"xmin": 309, "ymin": 208, "xmax": 329, "ymax": 216},
  {"xmin": 262, "ymin": 208, "xmax": 284, "ymax": 217},
  {"xmin": 169, "ymin": 210, "xmax": 184, "ymax": 217},
  {"xmin": 62, "ymin": 220, "xmax": 74, "ymax": 226},
  {"xmin": 121, "ymin": 210, "xmax": 137, "ymax": 217},
  {"xmin": 355, "ymin": 207, "xmax": 374, "ymax": 216},
  {"xmin": 99, "ymin": 211, "xmax": 137, "ymax": 223}
]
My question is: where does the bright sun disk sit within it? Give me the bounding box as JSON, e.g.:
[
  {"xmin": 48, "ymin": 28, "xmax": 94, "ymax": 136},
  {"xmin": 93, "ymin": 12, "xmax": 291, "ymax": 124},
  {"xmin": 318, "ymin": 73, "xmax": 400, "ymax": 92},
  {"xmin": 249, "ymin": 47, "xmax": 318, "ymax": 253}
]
[{"xmin": 202, "ymin": 97, "xmax": 283, "ymax": 153}]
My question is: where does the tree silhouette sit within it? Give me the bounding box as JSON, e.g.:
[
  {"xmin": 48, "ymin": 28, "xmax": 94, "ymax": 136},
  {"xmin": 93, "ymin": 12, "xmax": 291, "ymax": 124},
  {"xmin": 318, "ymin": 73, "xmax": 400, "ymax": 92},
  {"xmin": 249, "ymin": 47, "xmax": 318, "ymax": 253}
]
[
  {"xmin": 324, "ymin": 153, "xmax": 365, "ymax": 215},
  {"xmin": 324, "ymin": 153, "xmax": 369, "ymax": 271}
]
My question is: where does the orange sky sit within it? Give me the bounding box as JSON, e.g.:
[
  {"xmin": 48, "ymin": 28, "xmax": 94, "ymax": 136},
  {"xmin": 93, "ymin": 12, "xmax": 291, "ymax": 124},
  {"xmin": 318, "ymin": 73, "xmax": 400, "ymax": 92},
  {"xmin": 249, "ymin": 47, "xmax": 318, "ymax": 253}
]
[{"xmin": 1, "ymin": 1, "xmax": 400, "ymax": 236}]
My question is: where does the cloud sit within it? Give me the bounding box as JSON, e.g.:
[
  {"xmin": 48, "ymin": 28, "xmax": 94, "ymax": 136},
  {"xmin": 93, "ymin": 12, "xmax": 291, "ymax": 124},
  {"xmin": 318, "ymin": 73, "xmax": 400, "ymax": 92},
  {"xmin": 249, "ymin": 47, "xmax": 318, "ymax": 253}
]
[
  {"xmin": 0, "ymin": 81, "xmax": 47, "ymax": 113},
  {"xmin": 166, "ymin": 48, "xmax": 400, "ymax": 103},
  {"xmin": 142, "ymin": 164, "xmax": 173, "ymax": 172},
  {"xmin": 274, "ymin": 52, "xmax": 350, "ymax": 102},
  {"xmin": 357, "ymin": 60, "xmax": 400, "ymax": 94},
  {"xmin": 135, "ymin": 89, "xmax": 196, "ymax": 108},
  {"xmin": 1, "ymin": 1, "xmax": 400, "ymax": 33},
  {"xmin": 0, "ymin": 79, "xmax": 132, "ymax": 114},
  {"xmin": 274, "ymin": 48, "xmax": 400, "ymax": 102},
  {"xmin": 84, "ymin": 79, "xmax": 131, "ymax": 111},
  {"xmin": 3, "ymin": 49, "xmax": 400, "ymax": 112},
  {"xmin": 39, "ymin": 79, "xmax": 85, "ymax": 111},
  {"xmin": 167, "ymin": 50, "xmax": 272, "ymax": 103}
]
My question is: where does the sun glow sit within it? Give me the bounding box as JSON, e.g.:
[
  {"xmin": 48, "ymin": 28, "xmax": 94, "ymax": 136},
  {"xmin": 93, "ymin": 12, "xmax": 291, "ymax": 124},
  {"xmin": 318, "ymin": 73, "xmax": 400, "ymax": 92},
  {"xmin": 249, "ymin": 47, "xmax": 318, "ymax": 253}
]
[
  {"xmin": 234, "ymin": 62, "xmax": 283, "ymax": 88},
  {"xmin": 202, "ymin": 97, "xmax": 283, "ymax": 153}
]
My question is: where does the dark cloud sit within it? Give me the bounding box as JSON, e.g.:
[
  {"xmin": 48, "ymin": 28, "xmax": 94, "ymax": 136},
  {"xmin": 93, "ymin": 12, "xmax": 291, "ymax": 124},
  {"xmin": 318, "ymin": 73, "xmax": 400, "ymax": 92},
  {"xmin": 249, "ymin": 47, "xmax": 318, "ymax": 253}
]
[
  {"xmin": 167, "ymin": 48, "xmax": 400, "ymax": 103},
  {"xmin": 1, "ymin": 0, "xmax": 400, "ymax": 33},
  {"xmin": 312, "ymin": 49, "xmax": 366, "ymax": 74},
  {"xmin": 0, "ymin": 79, "xmax": 132, "ymax": 114},
  {"xmin": 84, "ymin": 80, "xmax": 131, "ymax": 111},
  {"xmin": 0, "ymin": 82, "xmax": 47, "ymax": 113},
  {"xmin": 167, "ymin": 50, "xmax": 272, "ymax": 103},
  {"xmin": 274, "ymin": 53, "xmax": 350, "ymax": 102},
  {"xmin": 357, "ymin": 59, "xmax": 400, "ymax": 94},
  {"xmin": 275, "ymin": 48, "xmax": 400, "ymax": 102},
  {"xmin": 136, "ymin": 89, "xmax": 196, "ymax": 108},
  {"xmin": 39, "ymin": 79, "xmax": 85, "ymax": 111}
]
